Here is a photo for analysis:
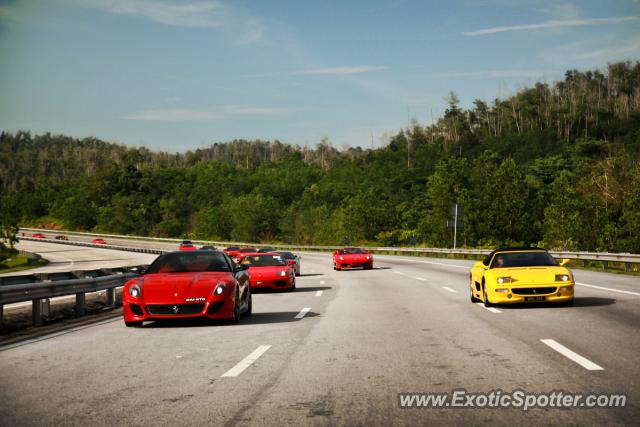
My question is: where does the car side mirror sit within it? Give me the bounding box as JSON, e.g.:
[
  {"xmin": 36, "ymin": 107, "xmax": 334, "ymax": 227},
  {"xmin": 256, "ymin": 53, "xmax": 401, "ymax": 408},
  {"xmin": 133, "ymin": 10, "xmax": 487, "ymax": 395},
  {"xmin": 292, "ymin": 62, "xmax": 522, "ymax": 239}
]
[
  {"xmin": 288, "ymin": 260, "xmax": 296, "ymax": 266},
  {"xmin": 560, "ymin": 259, "xmax": 571, "ymax": 266},
  {"xmin": 235, "ymin": 264, "xmax": 249, "ymax": 272}
]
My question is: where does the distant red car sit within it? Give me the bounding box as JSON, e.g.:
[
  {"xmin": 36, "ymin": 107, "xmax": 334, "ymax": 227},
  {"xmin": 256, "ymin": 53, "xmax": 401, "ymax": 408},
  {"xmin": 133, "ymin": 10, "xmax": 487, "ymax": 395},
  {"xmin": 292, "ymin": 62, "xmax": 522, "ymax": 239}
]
[
  {"xmin": 224, "ymin": 246, "xmax": 241, "ymax": 258},
  {"xmin": 92, "ymin": 238, "xmax": 107, "ymax": 245},
  {"xmin": 179, "ymin": 240, "xmax": 197, "ymax": 251},
  {"xmin": 238, "ymin": 253, "xmax": 295, "ymax": 291},
  {"xmin": 32, "ymin": 233, "xmax": 46, "ymax": 239},
  {"xmin": 235, "ymin": 248, "xmax": 259, "ymax": 262},
  {"xmin": 333, "ymin": 247, "xmax": 373, "ymax": 270},
  {"xmin": 122, "ymin": 250, "xmax": 251, "ymax": 327}
]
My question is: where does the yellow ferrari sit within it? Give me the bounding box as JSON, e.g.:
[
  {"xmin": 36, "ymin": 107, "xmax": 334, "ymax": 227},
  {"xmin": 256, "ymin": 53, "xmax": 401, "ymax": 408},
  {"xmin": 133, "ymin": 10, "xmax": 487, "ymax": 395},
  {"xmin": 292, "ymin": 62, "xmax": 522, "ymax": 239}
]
[{"xmin": 469, "ymin": 248, "xmax": 574, "ymax": 306}]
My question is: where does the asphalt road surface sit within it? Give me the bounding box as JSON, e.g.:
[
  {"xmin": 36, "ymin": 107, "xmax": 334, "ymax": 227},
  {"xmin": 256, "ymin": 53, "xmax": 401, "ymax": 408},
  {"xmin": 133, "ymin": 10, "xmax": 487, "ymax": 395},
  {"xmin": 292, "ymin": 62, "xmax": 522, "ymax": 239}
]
[{"xmin": 1, "ymin": 243, "xmax": 639, "ymax": 426}]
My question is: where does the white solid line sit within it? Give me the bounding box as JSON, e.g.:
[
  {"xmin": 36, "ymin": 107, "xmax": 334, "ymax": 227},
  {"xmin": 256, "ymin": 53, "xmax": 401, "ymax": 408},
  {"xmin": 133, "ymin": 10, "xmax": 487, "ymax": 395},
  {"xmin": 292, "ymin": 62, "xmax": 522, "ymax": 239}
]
[
  {"xmin": 576, "ymin": 282, "xmax": 640, "ymax": 297},
  {"xmin": 295, "ymin": 307, "xmax": 311, "ymax": 319},
  {"xmin": 541, "ymin": 339, "xmax": 604, "ymax": 371},
  {"xmin": 475, "ymin": 303, "xmax": 501, "ymax": 314},
  {"xmin": 415, "ymin": 277, "xmax": 428, "ymax": 281},
  {"xmin": 442, "ymin": 286, "xmax": 457, "ymax": 293},
  {"xmin": 221, "ymin": 345, "xmax": 272, "ymax": 378},
  {"xmin": 315, "ymin": 291, "xmax": 323, "ymax": 297},
  {"xmin": 319, "ymin": 280, "xmax": 325, "ymax": 285}
]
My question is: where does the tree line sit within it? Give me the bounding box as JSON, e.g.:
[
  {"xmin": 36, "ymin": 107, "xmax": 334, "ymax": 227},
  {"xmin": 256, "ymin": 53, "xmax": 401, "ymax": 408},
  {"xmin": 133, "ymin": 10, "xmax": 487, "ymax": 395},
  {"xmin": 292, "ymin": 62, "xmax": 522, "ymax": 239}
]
[{"xmin": 1, "ymin": 61, "xmax": 639, "ymax": 253}]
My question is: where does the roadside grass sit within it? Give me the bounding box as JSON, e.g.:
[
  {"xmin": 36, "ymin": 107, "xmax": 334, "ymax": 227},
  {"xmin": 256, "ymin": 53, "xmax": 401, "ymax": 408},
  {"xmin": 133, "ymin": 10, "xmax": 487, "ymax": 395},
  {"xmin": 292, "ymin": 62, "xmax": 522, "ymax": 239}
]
[{"xmin": 0, "ymin": 254, "xmax": 48, "ymax": 274}]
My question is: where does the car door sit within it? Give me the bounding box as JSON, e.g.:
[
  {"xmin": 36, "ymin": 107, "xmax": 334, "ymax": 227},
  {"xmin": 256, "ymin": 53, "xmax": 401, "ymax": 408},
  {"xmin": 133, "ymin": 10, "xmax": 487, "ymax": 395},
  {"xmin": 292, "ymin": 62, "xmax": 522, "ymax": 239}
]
[{"xmin": 224, "ymin": 254, "xmax": 249, "ymax": 304}]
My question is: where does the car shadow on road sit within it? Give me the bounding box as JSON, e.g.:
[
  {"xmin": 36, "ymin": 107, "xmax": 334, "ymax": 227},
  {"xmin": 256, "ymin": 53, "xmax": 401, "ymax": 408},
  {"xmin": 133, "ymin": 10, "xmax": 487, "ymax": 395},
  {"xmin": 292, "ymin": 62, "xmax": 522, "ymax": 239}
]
[
  {"xmin": 242, "ymin": 311, "xmax": 320, "ymax": 325},
  {"xmin": 293, "ymin": 286, "xmax": 332, "ymax": 293},
  {"xmin": 141, "ymin": 311, "xmax": 320, "ymax": 328},
  {"xmin": 297, "ymin": 273, "xmax": 324, "ymax": 277},
  {"xmin": 498, "ymin": 297, "xmax": 616, "ymax": 309}
]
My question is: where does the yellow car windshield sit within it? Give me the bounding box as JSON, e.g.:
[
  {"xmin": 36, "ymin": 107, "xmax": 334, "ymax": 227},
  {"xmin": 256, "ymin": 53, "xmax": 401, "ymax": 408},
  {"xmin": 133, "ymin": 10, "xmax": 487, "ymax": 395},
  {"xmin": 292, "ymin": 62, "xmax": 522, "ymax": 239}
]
[{"xmin": 491, "ymin": 252, "xmax": 558, "ymax": 268}]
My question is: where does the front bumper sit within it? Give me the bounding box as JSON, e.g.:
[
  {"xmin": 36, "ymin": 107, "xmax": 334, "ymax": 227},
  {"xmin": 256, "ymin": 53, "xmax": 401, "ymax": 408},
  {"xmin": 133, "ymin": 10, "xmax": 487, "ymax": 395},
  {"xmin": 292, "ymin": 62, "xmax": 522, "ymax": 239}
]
[
  {"xmin": 123, "ymin": 296, "xmax": 234, "ymax": 322},
  {"xmin": 250, "ymin": 277, "xmax": 293, "ymax": 290},
  {"xmin": 337, "ymin": 261, "xmax": 373, "ymax": 269},
  {"xmin": 488, "ymin": 284, "xmax": 574, "ymax": 304}
]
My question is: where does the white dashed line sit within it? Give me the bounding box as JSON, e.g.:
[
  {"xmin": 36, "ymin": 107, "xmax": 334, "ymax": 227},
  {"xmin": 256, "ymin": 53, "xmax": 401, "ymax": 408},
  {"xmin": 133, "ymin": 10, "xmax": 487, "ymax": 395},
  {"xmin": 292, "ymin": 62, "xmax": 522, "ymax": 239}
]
[
  {"xmin": 394, "ymin": 271, "xmax": 405, "ymax": 275},
  {"xmin": 441, "ymin": 286, "xmax": 457, "ymax": 293},
  {"xmin": 541, "ymin": 339, "xmax": 603, "ymax": 371},
  {"xmin": 295, "ymin": 307, "xmax": 311, "ymax": 319},
  {"xmin": 221, "ymin": 345, "xmax": 272, "ymax": 378},
  {"xmin": 476, "ymin": 303, "xmax": 501, "ymax": 314},
  {"xmin": 576, "ymin": 282, "xmax": 640, "ymax": 297},
  {"xmin": 320, "ymin": 280, "xmax": 325, "ymax": 285},
  {"xmin": 415, "ymin": 277, "xmax": 428, "ymax": 282},
  {"xmin": 315, "ymin": 291, "xmax": 323, "ymax": 297}
]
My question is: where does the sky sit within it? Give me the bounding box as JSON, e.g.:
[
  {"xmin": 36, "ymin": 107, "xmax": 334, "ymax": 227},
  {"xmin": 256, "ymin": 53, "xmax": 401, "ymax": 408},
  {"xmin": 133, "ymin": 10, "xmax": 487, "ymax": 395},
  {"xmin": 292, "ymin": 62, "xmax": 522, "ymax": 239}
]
[{"xmin": 1, "ymin": 0, "xmax": 639, "ymax": 151}]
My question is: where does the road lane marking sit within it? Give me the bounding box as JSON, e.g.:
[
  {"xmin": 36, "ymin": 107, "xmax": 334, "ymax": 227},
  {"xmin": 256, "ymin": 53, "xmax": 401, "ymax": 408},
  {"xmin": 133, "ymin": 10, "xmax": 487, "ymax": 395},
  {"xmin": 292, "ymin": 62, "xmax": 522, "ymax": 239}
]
[
  {"xmin": 442, "ymin": 286, "xmax": 457, "ymax": 293},
  {"xmin": 394, "ymin": 271, "xmax": 405, "ymax": 275},
  {"xmin": 475, "ymin": 303, "xmax": 501, "ymax": 314},
  {"xmin": 320, "ymin": 280, "xmax": 325, "ymax": 285},
  {"xmin": 415, "ymin": 277, "xmax": 428, "ymax": 281},
  {"xmin": 378, "ymin": 257, "xmax": 469, "ymax": 269},
  {"xmin": 576, "ymin": 282, "xmax": 640, "ymax": 297},
  {"xmin": 221, "ymin": 345, "xmax": 272, "ymax": 378},
  {"xmin": 295, "ymin": 307, "xmax": 311, "ymax": 319},
  {"xmin": 540, "ymin": 339, "xmax": 603, "ymax": 371},
  {"xmin": 315, "ymin": 291, "xmax": 323, "ymax": 297}
]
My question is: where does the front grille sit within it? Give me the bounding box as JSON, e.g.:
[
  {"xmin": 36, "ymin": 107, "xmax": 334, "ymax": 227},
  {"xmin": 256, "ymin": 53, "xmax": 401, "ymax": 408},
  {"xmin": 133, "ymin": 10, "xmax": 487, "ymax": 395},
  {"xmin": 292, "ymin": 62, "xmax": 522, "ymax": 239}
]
[
  {"xmin": 274, "ymin": 280, "xmax": 287, "ymax": 287},
  {"xmin": 129, "ymin": 304, "xmax": 144, "ymax": 316},
  {"xmin": 146, "ymin": 304, "xmax": 205, "ymax": 315},
  {"xmin": 512, "ymin": 287, "xmax": 557, "ymax": 295},
  {"xmin": 207, "ymin": 301, "xmax": 224, "ymax": 314}
]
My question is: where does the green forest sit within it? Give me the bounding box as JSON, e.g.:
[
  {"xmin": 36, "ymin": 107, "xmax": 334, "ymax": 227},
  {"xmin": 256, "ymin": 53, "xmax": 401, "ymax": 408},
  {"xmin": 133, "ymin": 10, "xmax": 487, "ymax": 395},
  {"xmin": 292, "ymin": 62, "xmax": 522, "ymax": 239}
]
[{"xmin": 1, "ymin": 61, "xmax": 640, "ymax": 253}]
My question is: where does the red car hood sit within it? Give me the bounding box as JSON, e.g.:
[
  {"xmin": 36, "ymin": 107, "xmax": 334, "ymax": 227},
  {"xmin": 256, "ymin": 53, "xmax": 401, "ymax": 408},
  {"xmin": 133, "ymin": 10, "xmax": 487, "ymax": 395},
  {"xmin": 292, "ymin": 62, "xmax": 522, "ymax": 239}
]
[
  {"xmin": 248, "ymin": 265, "xmax": 290, "ymax": 279},
  {"xmin": 142, "ymin": 272, "xmax": 229, "ymax": 301},
  {"xmin": 337, "ymin": 253, "xmax": 371, "ymax": 261}
]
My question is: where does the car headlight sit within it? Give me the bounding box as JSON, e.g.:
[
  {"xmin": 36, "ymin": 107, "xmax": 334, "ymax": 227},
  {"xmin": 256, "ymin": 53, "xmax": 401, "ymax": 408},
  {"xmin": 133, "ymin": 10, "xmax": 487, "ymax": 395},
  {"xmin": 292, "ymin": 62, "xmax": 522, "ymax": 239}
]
[
  {"xmin": 129, "ymin": 283, "xmax": 142, "ymax": 298},
  {"xmin": 495, "ymin": 288, "xmax": 509, "ymax": 293},
  {"xmin": 213, "ymin": 283, "xmax": 226, "ymax": 295},
  {"xmin": 279, "ymin": 270, "xmax": 287, "ymax": 277},
  {"xmin": 339, "ymin": 256, "xmax": 344, "ymax": 260},
  {"xmin": 366, "ymin": 255, "xmax": 371, "ymax": 260},
  {"xmin": 555, "ymin": 274, "xmax": 571, "ymax": 282},
  {"xmin": 496, "ymin": 277, "xmax": 512, "ymax": 284},
  {"xmin": 559, "ymin": 285, "xmax": 574, "ymax": 292}
]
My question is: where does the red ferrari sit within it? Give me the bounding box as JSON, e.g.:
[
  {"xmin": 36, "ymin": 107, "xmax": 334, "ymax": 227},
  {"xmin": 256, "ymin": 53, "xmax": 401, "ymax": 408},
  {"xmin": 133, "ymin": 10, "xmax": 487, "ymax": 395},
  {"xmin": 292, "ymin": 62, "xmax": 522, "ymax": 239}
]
[
  {"xmin": 333, "ymin": 247, "xmax": 373, "ymax": 270},
  {"xmin": 239, "ymin": 253, "xmax": 295, "ymax": 291},
  {"xmin": 179, "ymin": 240, "xmax": 197, "ymax": 251},
  {"xmin": 122, "ymin": 250, "xmax": 251, "ymax": 327},
  {"xmin": 92, "ymin": 238, "xmax": 107, "ymax": 245},
  {"xmin": 32, "ymin": 233, "xmax": 46, "ymax": 239},
  {"xmin": 224, "ymin": 246, "xmax": 241, "ymax": 258}
]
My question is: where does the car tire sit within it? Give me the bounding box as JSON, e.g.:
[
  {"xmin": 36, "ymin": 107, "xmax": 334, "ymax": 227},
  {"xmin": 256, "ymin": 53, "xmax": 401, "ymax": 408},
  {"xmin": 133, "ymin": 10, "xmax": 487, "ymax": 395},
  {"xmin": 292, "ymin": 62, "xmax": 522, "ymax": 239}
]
[
  {"xmin": 244, "ymin": 288, "xmax": 252, "ymax": 317},
  {"xmin": 231, "ymin": 288, "xmax": 241, "ymax": 324},
  {"xmin": 483, "ymin": 284, "xmax": 493, "ymax": 307},
  {"xmin": 470, "ymin": 284, "xmax": 480, "ymax": 303},
  {"xmin": 125, "ymin": 321, "xmax": 143, "ymax": 327}
]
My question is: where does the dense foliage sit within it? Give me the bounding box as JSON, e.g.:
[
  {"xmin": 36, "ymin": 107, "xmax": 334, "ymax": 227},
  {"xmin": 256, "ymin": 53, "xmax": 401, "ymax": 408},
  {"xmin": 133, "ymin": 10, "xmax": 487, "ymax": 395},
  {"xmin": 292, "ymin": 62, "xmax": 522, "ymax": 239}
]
[{"xmin": 1, "ymin": 61, "xmax": 639, "ymax": 252}]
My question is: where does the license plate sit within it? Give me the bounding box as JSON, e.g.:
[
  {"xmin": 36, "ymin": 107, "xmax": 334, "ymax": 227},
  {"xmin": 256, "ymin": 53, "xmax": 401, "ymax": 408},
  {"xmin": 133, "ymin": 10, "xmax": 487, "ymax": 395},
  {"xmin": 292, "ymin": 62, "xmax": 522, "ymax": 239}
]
[{"xmin": 525, "ymin": 296, "xmax": 545, "ymax": 301}]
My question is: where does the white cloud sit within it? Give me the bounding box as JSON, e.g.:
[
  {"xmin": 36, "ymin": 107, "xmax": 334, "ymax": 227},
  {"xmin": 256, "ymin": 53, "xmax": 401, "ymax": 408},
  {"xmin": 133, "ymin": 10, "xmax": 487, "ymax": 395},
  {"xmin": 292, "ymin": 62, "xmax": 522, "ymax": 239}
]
[
  {"xmin": 464, "ymin": 15, "xmax": 640, "ymax": 36},
  {"xmin": 295, "ymin": 65, "xmax": 388, "ymax": 76},
  {"xmin": 78, "ymin": 0, "xmax": 224, "ymax": 28},
  {"xmin": 446, "ymin": 69, "xmax": 557, "ymax": 79},
  {"xmin": 125, "ymin": 109, "xmax": 223, "ymax": 121},
  {"xmin": 125, "ymin": 106, "xmax": 292, "ymax": 121},
  {"xmin": 239, "ymin": 18, "xmax": 265, "ymax": 44}
]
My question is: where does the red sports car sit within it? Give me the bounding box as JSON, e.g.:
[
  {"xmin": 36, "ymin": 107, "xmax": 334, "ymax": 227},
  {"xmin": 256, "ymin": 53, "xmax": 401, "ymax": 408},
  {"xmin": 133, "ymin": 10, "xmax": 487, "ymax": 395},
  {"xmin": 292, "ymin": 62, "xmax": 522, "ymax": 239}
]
[
  {"xmin": 92, "ymin": 238, "xmax": 107, "ymax": 245},
  {"xmin": 179, "ymin": 240, "xmax": 197, "ymax": 251},
  {"xmin": 239, "ymin": 253, "xmax": 295, "ymax": 291},
  {"xmin": 32, "ymin": 233, "xmax": 46, "ymax": 239},
  {"xmin": 224, "ymin": 246, "xmax": 242, "ymax": 258},
  {"xmin": 122, "ymin": 250, "xmax": 251, "ymax": 327},
  {"xmin": 333, "ymin": 247, "xmax": 373, "ymax": 270}
]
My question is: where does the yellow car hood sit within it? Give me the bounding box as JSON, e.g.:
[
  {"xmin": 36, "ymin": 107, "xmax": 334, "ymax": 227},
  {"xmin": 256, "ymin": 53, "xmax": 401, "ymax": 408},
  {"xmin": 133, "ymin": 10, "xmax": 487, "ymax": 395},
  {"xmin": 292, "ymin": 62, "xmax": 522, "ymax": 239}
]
[{"xmin": 487, "ymin": 266, "xmax": 571, "ymax": 285}]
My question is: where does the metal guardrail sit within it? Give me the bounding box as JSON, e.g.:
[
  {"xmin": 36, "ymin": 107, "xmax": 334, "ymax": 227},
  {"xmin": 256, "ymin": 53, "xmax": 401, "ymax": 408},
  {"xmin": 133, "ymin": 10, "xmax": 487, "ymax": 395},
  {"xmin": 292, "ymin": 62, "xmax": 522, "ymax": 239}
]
[{"xmin": 0, "ymin": 272, "xmax": 139, "ymax": 327}]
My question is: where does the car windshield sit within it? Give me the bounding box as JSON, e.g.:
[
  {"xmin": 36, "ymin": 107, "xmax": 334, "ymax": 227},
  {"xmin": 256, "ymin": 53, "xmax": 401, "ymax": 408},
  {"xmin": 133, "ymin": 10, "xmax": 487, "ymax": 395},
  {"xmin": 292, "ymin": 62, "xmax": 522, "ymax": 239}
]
[
  {"xmin": 240, "ymin": 254, "xmax": 286, "ymax": 267},
  {"xmin": 276, "ymin": 251, "xmax": 295, "ymax": 259},
  {"xmin": 226, "ymin": 246, "xmax": 240, "ymax": 251},
  {"xmin": 341, "ymin": 248, "xmax": 367, "ymax": 254},
  {"xmin": 490, "ymin": 251, "xmax": 558, "ymax": 268},
  {"xmin": 146, "ymin": 252, "xmax": 231, "ymax": 273},
  {"xmin": 240, "ymin": 248, "xmax": 257, "ymax": 252}
]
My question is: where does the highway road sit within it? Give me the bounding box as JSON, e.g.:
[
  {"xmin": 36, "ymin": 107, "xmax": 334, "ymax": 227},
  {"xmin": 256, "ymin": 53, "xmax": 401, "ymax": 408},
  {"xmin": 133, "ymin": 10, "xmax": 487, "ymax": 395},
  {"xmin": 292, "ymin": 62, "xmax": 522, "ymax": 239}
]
[{"xmin": 1, "ymin": 242, "xmax": 639, "ymax": 425}]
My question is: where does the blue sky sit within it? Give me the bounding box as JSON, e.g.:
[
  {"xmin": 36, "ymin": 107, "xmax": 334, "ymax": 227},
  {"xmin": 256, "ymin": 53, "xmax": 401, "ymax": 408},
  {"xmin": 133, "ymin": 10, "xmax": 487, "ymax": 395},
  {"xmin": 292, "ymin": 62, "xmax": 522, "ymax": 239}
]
[{"xmin": 1, "ymin": 0, "xmax": 639, "ymax": 151}]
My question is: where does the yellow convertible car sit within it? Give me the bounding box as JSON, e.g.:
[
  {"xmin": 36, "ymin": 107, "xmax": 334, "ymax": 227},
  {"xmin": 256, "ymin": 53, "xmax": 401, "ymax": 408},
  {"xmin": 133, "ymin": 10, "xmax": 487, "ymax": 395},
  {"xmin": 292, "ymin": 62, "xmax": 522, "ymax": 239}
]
[{"xmin": 469, "ymin": 248, "xmax": 574, "ymax": 306}]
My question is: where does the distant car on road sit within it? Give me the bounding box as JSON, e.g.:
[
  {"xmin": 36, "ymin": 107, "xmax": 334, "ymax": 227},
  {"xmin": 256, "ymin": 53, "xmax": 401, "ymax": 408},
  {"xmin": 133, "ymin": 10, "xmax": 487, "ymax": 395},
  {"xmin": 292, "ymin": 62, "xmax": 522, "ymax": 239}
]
[
  {"xmin": 257, "ymin": 247, "xmax": 276, "ymax": 253},
  {"xmin": 469, "ymin": 247, "xmax": 574, "ymax": 307},
  {"xmin": 178, "ymin": 240, "xmax": 197, "ymax": 251},
  {"xmin": 333, "ymin": 247, "xmax": 373, "ymax": 270},
  {"xmin": 200, "ymin": 245, "xmax": 217, "ymax": 250},
  {"xmin": 92, "ymin": 238, "xmax": 107, "ymax": 245},
  {"xmin": 32, "ymin": 233, "xmax": 46, "ymax": 239},
  {"xmin": 239, "ymin": 253, "xmax": 295, "ymax": 291},
  {"xmin": 275, "ymin": 250, "xmax": 301, "ymax": 276},
  {"xmin": 55, "ymin": 235, "xmax": 68, "ymax": 241},
  {"xmin": 223, "ymin": 246, "xmax": 241, "ymax": 258},
  {"xmin": 122, "ymin": 250, "xmax": 251, "ymax": 327},
  {"xmin": 235, "ymin": 247, "xmax": 259, "ymax": 262}
]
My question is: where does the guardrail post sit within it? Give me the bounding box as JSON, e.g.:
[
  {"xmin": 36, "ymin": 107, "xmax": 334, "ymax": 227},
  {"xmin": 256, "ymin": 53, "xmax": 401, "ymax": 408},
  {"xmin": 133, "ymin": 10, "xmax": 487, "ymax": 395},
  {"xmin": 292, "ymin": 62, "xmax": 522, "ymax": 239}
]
[
  {"xmin": 624, "ymin": 262, "xmax": 632, "ymax": 273},
  {"xmin": 75, "ymin": 293, "xmax": 86, "ymax": 317},
  {"xmin": 106, "ymin": 288, "xmax": 116, "ymax": 307},
  {"xmin": 602, "ymin": 261, "xmax": 608, "ymax": 270},
  {"xmin": 32, "ymin": 299, "xmax": 43, "ymax": 326}
]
